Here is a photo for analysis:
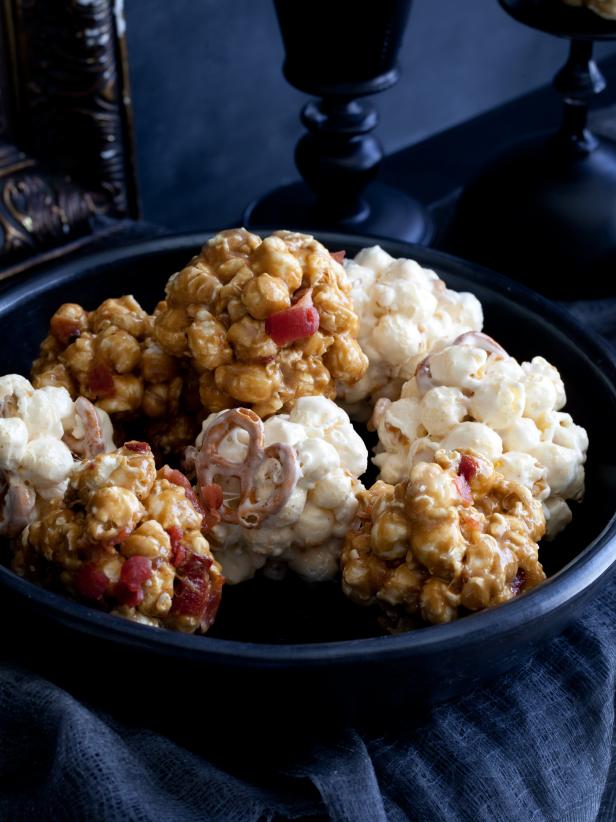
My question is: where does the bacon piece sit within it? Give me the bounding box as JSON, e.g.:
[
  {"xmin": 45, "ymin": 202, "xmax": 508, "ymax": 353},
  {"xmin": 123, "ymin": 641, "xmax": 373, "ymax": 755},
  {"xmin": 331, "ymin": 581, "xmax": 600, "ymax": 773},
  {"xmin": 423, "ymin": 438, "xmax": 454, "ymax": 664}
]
[
  {"xmin": 124, "ymin": 441, "xmax": 150, "ymax": 454},
  {"xmin": 121, "ymin": 555, "xmax": 152, "ymax": 587},
  {"xmin": 331, "ymin": 250, "xmax": 346, "ymax": 263},
  {"xmin": 167, "ymin": 525, "xmax": 187, "ymax": 567},
  {"xmin": 160, "ymin": 465, "xmax": 192, "ymax": 491},
  {"xmin": 159, "ymin": 465, "xmax": 206, "ymax": 518},
  {"xmin": 201, "ymin": 483, "xmax": 223, "ymax": 511},
  {"xmin": 88, "ymin": 364, "xmax": 115, "ymax": 398},
  {"xmin": 171, "ymin": 552, "xmax": 222, "ymax": 631},
  {"xmin": 115, "ymin": 555, "xmax": 152, "ymax": 607},
  {"xmin": 458, "ymin": 454, "xmax": 478, "ymax": 484},
  {"xmin": 454, "ymin": 475, "xmax": 473, "ymax": 506},
  {"xmin": 75, "ymin": 563, "xmax": 109, "ymax": 601},
  {"xmin": 265, "ymin": 289, "xmax": 319, "ymax": 346},
  {"xmin": 201, "ymin": 510, "xmax": 221, "ymax": 534}
]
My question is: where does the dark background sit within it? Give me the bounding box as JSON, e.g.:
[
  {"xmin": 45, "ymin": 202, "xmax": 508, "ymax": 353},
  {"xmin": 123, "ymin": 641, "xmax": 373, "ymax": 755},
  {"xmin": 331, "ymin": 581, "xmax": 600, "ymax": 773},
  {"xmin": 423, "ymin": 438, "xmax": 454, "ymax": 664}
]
[{"xmin": 124, "ymin": 0, "xmax": 616, "ymax": 232}]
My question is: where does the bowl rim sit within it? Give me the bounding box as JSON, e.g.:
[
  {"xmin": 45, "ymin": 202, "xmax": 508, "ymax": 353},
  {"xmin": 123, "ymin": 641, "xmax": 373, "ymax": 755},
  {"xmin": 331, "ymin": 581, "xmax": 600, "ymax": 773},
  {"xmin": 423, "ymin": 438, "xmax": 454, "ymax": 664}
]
[{"xmin": 2, "ymin": 229, "xmax": 616, "ymax": 668}]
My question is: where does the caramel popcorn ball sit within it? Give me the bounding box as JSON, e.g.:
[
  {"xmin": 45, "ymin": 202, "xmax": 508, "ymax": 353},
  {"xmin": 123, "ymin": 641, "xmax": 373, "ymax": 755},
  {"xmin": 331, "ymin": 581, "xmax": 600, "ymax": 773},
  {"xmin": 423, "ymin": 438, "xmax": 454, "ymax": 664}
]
[
  {"xmin": 13, "ymin": 442, "xmax": 223, "ymax": 633},
  {"xmin": 154, "ymin": 228, "xmax": 368, "ymax": 417},
  {"xmin": 0, "ymin": 374, "xmax": 114, "ymax": 538},
  {"xmin": 341, "ymin": 450, "xmax": 546, "ymax": 628},
  {"xmin": 561, "ymin": 0, "xmax": 616, "ymax": 20},
  {"xmin": 339, "ymin": 245, "xmax": 483, "ymax": 419},
  {"xmin": 187, "ymin": 396, "xmax": 367, "ymax": 584},
  {"xmin": 372, "ymin": 332, "xmax": 588, "ymax": 538},
  {"xmin": 31, "ymin": 295, "xmax": 186, "ymax": 422}
]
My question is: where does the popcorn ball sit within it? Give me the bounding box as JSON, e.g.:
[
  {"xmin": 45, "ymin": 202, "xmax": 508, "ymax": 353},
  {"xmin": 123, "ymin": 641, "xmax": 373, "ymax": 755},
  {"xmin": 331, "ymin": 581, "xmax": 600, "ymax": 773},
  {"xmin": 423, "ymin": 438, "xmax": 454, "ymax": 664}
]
[
  {"xmin": 0, "ymin": 374, "xmax": 114, "ymax": 538},
  {"xmin": 372, "ymin": 332, "xmax": 588, "ymax": 537},
  {"xmin": 31, "ymin": 295, "xmax": 190, "ymax": 421},
  {"xmin": 561, "ymin": 0, "xmax": 616, "ymax": 20},
  {"xmin": 154, "ymin": 228, "xmax": 368, "ymax": 418},
  {"xmin": 13, "ymin": 442, "xmax": 223, "ymax": 633},
  {"xmin": 185, "ymin": 396, "xmax": 368, "ymax": 583},
  {"xmin": 341, "ymin": 450, "xmax": 546, "ymax": 628},
  {"xmin": 338, "ymin": 245, "xmax": 483, "ymax": 418}
]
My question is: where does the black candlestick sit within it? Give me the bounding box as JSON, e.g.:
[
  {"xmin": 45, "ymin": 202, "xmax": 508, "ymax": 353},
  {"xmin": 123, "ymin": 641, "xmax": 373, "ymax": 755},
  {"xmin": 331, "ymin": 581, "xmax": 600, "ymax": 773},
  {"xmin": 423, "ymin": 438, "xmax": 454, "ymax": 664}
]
[
  {"xmin": 244, "ymin": 0, "xmax": 433, "ymax": 245},
  {"xmin": 447, "ymin": 0, "xmax": 616, "ymax": 298}
]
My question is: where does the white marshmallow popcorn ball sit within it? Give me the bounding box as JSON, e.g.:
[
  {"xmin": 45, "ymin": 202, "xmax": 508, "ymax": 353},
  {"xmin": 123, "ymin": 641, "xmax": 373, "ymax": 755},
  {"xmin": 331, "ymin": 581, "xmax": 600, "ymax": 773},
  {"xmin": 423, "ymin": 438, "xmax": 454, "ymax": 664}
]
[
  {"xmin": 372, "ymin": 333, "xmax": 588, "ymax": 538},
  {"xmin": 191, "ymin": 396, "xmax": 368, "ymax": 584},
  {"xmin": 0, "ymin": 375, "xmax": 114, "ymax": 537},
  {"xmin": 337, "ymin": 245, "xmax": 483, "ymax": 418}
]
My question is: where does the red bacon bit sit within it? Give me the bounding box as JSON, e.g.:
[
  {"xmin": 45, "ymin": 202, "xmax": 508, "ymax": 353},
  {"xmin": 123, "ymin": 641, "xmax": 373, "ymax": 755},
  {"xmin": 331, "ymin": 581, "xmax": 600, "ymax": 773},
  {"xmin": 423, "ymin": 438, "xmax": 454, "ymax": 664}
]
[
  {"xmin": 167, "ymin": 524, "xmax": 182, "ymax": 546},
  {"xmin": 185, "ymin": 486, "xmax": 206, "ymax": 518},
  {"xmin": 171, "ymin": 552, "xmax": 222, "ymax": 631},
  {"xmin": 172, "ymin": 544, "xmax": 187, "ymax": 568},
  {"xmin": 265, "ymin": 289, "xmax": 319, "ymax": 346},
  {"xmin": 115, "ymin": 555, "xmax": 152, "ymax": 607},
  {"xmin": 167, "ymin": 525, "xmax": 187, "ymax": 568},
  {"xmin": 160, "ymin": 466, "xmax": 191, "ymax": 492},
  {"xmin": 74, "ymin": 564, "xmax": 109, "ymax": 601},
  {"xmin": 511, "ymin": 568, "xmax": 527, "ymax": 596},
  {"xmin": 159, "ymin": 465, "xmax": 206, "ymax": 518},
  {"xmin": 454, "ymin": 475, "xmax": 473, "ymax": 506},
  {"xmin": 121, "ymin": 556, "xmax": 152, "ymax": 587},
  {"xmin": 201, "ymin": 509, "xmax": 221, "ymax": 534},
  {"xmin": 124, "ymin": 441, "xmax": 150, "ymax": 454},
  {"xmin": 50, "ymin": 316, "xmax": 82, "ymax": 346},
  {"xmin": 459, "ymin": 454, "xmax": 478, "ymax": 484},
  {"xmin": 201, "ymin": 483, "xmax": 223, "ymax": 511},
  {"xmin": 331, "ymin": 250, "xmax": 346, "ymax": 263},
  {"xmin": 88, "ymin": 364, "xmax": 115, "ymax": 398}
]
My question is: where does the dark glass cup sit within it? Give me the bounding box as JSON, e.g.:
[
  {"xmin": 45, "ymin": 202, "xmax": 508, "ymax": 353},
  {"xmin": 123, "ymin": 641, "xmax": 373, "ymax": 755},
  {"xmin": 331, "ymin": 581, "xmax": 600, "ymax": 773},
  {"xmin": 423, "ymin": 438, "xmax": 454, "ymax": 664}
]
[
  {"xmin": 245, "ymin": 0, "xmax": 433, "ymax": 245},
  {"xmin": 273, "ymin": 0, "xmax": 413, "ymax": 96}
]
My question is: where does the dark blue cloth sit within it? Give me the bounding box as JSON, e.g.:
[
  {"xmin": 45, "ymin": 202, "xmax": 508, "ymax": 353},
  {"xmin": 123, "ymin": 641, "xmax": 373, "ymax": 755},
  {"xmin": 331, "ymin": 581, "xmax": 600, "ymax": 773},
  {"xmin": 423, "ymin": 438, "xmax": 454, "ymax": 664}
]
[{"xmin": 1, "ymin": 299, "xmax": 615, "ymax": 822}]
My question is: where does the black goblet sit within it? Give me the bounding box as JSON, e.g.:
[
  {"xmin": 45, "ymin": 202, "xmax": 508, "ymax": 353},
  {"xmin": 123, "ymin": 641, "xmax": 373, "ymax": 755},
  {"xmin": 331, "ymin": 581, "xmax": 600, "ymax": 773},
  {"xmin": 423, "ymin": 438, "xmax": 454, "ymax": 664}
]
[
  {"xmin": 244, "ymin": 0, "xmax": 433, "ymax": 245},
  {"xmin": 448, "ymin": 0, "xmax": 616, "ymax": 298}
]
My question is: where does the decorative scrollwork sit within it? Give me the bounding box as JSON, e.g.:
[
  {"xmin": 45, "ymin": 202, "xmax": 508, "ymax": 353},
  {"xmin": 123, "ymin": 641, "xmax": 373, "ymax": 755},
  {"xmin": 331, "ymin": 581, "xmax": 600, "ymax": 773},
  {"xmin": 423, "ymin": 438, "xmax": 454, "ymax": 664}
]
[
  {"xmin": 10, "ymin": 0, "xmax": 136, "ymax": 218},
  {"xmin": 0, "ymin": 140, "xmax": 97, "ymax": 262},
  {"xmin": 0, "ymin": 0, "xmax": 137, "ymax": 271}
]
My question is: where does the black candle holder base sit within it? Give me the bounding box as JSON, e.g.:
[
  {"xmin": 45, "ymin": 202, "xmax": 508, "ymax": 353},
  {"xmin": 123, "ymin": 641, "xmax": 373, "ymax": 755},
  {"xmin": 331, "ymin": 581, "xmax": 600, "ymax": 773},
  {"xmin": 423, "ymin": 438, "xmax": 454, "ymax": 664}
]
[
  {"xmin": 244, "ymin": 180, "xmax": 434, "ymax": 245},
  {"xmin": 448, "ymin": 130, "xmax": 616, "ymax": 298}
]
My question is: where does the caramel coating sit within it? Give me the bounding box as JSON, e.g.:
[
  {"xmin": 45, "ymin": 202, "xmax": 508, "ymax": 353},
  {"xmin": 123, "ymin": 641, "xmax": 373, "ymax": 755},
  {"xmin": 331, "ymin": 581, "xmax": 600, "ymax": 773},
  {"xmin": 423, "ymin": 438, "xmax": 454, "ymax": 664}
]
[
  {"xmin": 14, "ymin": 444, "xmax": 223, "ymax": 634},
  {"xmin": 341, "ymin": 450, "xmax": 546, "ymax": 628},
  {"xmin": 154, "ymin": 229, "xmax": 368, "ymax": 416},
  {"xmin": 32, "ymin": 295, "xmax": 185, "ymax": 422}
]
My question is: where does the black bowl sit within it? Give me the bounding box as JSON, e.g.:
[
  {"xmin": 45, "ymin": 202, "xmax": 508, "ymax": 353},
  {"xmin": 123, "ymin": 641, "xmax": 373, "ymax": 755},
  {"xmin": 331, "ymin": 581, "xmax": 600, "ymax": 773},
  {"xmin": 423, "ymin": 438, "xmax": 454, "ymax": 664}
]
[{"xmin": 1, "ymin": 232, "xmax": 615, "ymax": 732}]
